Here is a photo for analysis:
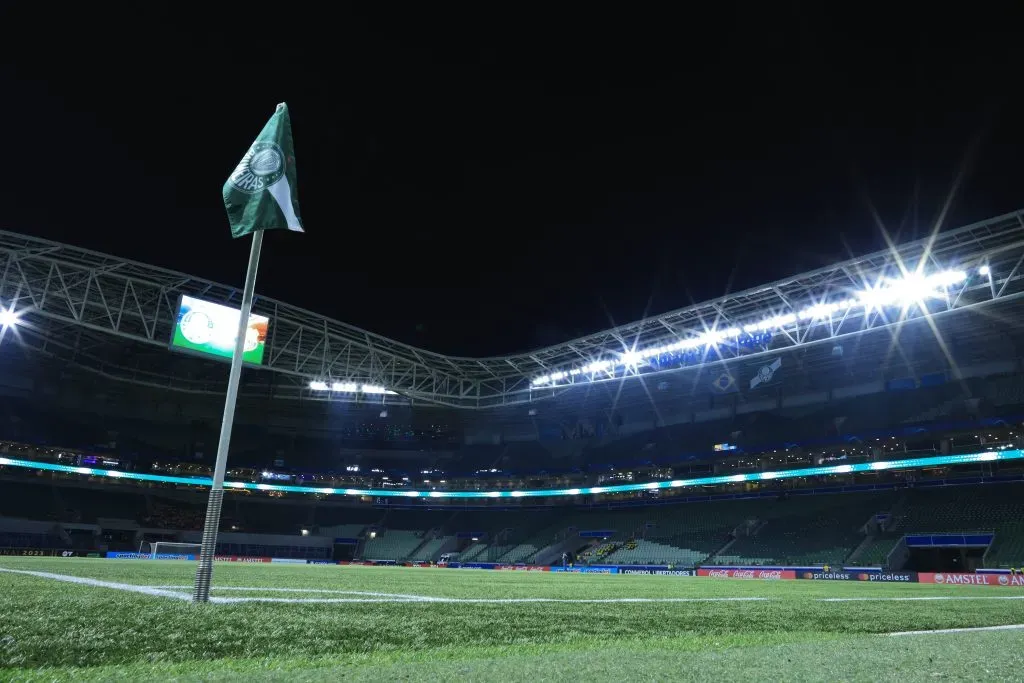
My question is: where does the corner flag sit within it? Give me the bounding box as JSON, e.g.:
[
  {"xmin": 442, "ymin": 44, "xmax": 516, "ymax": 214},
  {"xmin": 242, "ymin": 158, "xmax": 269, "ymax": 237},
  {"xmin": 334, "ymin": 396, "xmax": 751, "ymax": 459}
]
[
  {"xmin": 194, "ymin": 103, "xmax": 303, "ymax": 603},
  {"xmin": 223, "ymin": 103, "xmax": 303, "ymax": 238}
]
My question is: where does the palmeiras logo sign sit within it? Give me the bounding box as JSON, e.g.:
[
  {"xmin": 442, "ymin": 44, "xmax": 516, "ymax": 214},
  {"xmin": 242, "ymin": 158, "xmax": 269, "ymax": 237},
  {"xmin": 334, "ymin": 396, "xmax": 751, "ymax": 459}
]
[
  {"xmin": 227, "ymin": 141, "xmax": 285, "ymax": 194},
  {"xmin": 179, "ymin": 309, "xmax": 214, "ymax": 345}
]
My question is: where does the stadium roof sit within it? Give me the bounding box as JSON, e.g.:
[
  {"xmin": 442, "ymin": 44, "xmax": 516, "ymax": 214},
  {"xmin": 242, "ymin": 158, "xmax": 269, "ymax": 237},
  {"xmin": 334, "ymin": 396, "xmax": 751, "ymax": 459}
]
[{"xmin": 2, "ymin": 209, "xmax": 1024, "ymax": 409}]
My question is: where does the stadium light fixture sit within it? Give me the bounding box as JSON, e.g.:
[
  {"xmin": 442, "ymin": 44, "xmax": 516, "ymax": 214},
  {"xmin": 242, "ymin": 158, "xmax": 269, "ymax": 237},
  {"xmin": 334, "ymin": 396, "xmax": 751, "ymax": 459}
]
[
  {"xmin": 0, "ymin": 306, "xmax": 20, "ymax": 329},
  {"xmin": 308, "ymin": 380, "xmax": 397, "ymax": 396},
  {"xmin": 979, "ymin": 265, "xmax": 991, "ymax": 276},
  {"xmin": 531, "ymin": 268, "xmax": 970, "ymax": 388}
]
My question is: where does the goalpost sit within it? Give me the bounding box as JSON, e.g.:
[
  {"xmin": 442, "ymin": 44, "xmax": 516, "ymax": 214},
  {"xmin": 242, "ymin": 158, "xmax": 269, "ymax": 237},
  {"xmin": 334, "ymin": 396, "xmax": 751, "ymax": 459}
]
[{"xmin": 139, "ymin": 541, "xmax": 203, "ymax": 559}]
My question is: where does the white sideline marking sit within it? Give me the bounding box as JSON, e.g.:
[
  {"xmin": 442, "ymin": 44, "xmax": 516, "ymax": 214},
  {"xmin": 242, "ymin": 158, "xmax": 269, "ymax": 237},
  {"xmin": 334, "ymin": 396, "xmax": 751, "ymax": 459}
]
[
  {"xmin": 5, "ymin": 570, "xmax": 1024, "ymax": 609},
  {"xmin": 209, "ymin": 596, "xmax": 770, "ymax": 604},
  {"xmin": 0, "ymin": 567, "xmax": 191, "ymax": 601},
  {"xmin": 890, "ymin": 624, "xmax": 1024, "ymax": 636},
  {"xmin": 0, "ymin": 571, "xmax": 766, "ymax": 604},
  {"xmin": 155, "ymin": 586, "xmax": 767, "ymax": 604},
  {"xmin": 156, "ymin": 586, "xmax": 445, "ymax": 600},
  {"xmin": 822, "ymin": 596, "xmax": 1024, "ymax": 602}
]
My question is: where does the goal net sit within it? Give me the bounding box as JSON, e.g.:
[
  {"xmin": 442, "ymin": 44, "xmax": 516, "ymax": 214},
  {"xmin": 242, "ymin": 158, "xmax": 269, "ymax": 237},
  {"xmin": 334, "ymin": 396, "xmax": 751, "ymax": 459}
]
[{"xmin": 139, "ymin": 541, "xmax": 202, "ymax": 559}]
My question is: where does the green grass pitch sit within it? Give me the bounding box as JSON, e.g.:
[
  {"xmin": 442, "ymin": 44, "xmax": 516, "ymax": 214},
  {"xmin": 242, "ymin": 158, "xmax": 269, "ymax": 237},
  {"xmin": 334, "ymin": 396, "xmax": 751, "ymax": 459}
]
[{"xmin": 1, "ymin": 557, "xmax": 1023, "ymax": 681}]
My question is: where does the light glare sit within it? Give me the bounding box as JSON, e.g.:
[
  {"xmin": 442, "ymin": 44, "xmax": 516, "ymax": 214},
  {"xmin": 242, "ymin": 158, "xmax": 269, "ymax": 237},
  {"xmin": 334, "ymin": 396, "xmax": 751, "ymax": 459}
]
[{"xmin": 531, "ymin": 268, "xmax": 970, "ymax": 387}]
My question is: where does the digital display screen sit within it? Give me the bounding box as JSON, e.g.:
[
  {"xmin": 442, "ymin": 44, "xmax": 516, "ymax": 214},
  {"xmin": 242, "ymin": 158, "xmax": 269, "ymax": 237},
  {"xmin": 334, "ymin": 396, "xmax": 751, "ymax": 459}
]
[
  {"xmin": 171, "ymin": 295, "xmax": 269, "ymax": 365},
  {"xmin": 0, "ymin": 449, "xmax": 1020, "ymax": 498}
]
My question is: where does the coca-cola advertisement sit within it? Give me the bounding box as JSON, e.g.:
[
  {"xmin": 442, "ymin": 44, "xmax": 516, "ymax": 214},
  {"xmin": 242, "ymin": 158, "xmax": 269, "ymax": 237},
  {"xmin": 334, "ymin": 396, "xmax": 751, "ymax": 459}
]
[
  {"xmin": 698, "ymin": 568, "xmax": 796, "ymax": 580},
  {"xmin": 495, "ymin": 565, "xmax": 551, "ymax": 571}
]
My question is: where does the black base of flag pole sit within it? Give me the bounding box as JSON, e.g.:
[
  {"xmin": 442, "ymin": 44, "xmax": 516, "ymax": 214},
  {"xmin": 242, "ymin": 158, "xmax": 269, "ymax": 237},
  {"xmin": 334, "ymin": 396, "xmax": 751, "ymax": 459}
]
[{"xmin": 193, "ymin": 230, "xmax": 264, "ymax": 603}]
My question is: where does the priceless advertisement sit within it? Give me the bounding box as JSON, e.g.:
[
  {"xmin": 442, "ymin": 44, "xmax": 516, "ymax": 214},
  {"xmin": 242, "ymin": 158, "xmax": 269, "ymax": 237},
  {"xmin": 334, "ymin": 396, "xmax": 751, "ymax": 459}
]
[
  {"xmin": 796, "ymin": 571, "xmax": 918, "ymax": 582},
  {"xmin": 861, "ymin": 572, "xmax": 917, "ymax": 582},
  {"xmin": 797, "ymin": 571, "xmax": 857, "ymax": 580},
  {"xmin": 698, "ymin": 568, "xmax": 796, "ymax": 580},
  {"xmin": 920, "ymin": 572, "xmax": 1024, "ymax": 586}
]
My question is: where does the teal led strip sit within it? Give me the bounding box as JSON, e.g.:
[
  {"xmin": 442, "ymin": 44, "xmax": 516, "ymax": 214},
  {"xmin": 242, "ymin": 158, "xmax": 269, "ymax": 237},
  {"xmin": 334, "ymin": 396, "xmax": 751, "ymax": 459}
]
[{"xmin": 0, "ymin": 450, "xmax": 1020, "ymax": 499}]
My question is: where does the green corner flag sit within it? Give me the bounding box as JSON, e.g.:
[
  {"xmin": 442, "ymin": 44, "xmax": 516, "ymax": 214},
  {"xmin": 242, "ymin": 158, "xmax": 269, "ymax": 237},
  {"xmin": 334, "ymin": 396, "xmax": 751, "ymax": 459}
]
[{"xmin": 223, "ymin": 102, "xmax": 303, "ymax": 238}]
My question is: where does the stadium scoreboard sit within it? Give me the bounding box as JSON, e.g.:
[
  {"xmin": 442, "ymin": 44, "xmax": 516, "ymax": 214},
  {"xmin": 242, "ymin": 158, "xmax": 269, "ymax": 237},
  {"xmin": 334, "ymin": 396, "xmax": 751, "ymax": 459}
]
[{"xmin": 170, "ymin": 295, "xmax": 269, "ymax": 365}]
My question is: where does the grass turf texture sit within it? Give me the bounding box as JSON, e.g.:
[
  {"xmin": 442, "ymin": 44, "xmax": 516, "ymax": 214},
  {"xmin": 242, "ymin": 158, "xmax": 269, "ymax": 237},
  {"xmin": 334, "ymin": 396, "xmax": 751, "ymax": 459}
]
[{"xmin": 0, "ymin": 558, "xmax": 1020, "ymax": 681}]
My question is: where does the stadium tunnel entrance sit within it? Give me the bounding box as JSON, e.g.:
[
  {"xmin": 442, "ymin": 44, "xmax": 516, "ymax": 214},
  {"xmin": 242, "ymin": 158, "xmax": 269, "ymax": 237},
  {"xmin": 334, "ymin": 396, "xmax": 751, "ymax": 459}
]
[
  {"xmin": 903, "ymin": 546, "xmax": 987, "ymax": 573},
  {"xmin": 898, "ymin": 534, "xmax": 993, "ymax": 573}
]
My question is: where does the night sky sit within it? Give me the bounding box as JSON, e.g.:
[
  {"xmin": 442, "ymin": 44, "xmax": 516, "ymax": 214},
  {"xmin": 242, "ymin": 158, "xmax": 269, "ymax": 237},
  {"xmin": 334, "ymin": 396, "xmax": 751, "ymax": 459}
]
[{"xmin": 0, "ymin": 7, "xmax": 1019, "ymax": 357}]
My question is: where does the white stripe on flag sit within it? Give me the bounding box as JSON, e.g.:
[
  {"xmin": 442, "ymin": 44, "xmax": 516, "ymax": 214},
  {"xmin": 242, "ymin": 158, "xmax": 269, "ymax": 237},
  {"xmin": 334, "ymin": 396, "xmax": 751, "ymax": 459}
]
[{"xmin": 268, "ymin": 177, "xmax": 303, "ymax": 232}]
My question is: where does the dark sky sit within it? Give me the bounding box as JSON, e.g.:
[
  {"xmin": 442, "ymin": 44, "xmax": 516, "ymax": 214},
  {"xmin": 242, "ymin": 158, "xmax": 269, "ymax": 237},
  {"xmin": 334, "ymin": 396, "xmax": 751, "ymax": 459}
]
[{"xmin": 0, "ymin": 7, "xmax": 1019, "ymax": 356}]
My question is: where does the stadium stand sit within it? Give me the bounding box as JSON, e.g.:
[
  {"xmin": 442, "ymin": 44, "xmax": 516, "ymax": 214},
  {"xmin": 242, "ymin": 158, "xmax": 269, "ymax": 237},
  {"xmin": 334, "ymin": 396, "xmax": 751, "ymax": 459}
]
[
  {"xmin": 713, "ymin": 493, "xmax": 893, "ymax": 566},
  {"xmin": 361, "ymin": 530, "xmax": 425, "ymax": 561},
  {"xmin": 0, "ymin": 480, "xmax": 58, "ymax": 521},
  {"xmin": 57, "ymin": 486, "xmax": 148, "ymax": 524},
  {"xmin": 853, "ymin": 483, "xmax": 1024, "ymax": 569},
  {"xmin": 409, "ymin": 536, "xmax": 454, "ymax": 562}
]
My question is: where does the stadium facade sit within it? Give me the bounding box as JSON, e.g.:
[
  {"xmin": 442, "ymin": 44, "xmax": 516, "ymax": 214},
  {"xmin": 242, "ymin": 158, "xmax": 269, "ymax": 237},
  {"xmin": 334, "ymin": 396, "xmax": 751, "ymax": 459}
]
[
  {"xmin": 0, "ymin": 211, "xmax": 1023, "ymax": 462},
  {"xmin": 2, "ymin": 211, "xmax": 1024, "ymax": 572},
  {"xmin": 0, "ymin": 209, "xmax": 1022, "ymax": 410}
]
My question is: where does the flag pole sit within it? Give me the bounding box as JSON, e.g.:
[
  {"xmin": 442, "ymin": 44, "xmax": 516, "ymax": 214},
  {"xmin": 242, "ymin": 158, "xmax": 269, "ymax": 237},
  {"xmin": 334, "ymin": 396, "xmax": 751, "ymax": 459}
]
[{"xmin": 193, "ymin": 229, "xmax": 265, "ymax": 603}]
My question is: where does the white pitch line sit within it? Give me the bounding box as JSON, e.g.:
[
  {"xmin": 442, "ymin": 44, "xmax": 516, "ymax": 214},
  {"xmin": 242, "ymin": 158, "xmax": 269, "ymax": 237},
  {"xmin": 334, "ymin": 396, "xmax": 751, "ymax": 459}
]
[
  {"xmin": 822, "ymin": 596, "xmax": 1024, "ymax": 602},
  {"xmin": 890, "ymin": 624, "xmax": 1024, "ymax": 636},
  {"xmin": 164, "ymin": 586, "xmax": 1024, "ymax": 605},
  {"xmin": 0, "ymin": 570, "xmax": 766, "ymax": 604},
  {"xmin": 207, "ymin": 596, "xmax": 770, "ymax": 604},
  {"xmin": 6, "ymin": 570, "xmax": 1024, "ymax": 608},
  {"xmin": 0, "ymin": 567, "xmax": 191, "ymax": 600},
  {"xmin": 210, "ymin": 597, "xmax": 432, "ymax": 604},
  {"xmin": 155, "ymin": 585, "xmax": 445, "ymax": 600},
  {"xmin": 195, "ymin": 594, "xmax": 1024, "ymax": 605},
  {"xmin": 153, "ymin": 585, "xmax": 769, "ymax": 603}
]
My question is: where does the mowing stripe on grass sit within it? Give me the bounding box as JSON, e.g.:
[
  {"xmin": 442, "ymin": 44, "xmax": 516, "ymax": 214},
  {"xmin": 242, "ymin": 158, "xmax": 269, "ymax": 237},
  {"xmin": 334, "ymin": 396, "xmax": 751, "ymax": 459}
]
[{"xmin": 889, "ymin": 623, "xmax": 1024, "ymax": 636}]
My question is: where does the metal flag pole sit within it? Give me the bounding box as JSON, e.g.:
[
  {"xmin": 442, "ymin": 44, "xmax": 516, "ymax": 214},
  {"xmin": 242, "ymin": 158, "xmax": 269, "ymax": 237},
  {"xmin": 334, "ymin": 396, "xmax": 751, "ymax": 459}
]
[{"xmin": 192, "ymin": 229, "xmax": 265, "ymax": 603}]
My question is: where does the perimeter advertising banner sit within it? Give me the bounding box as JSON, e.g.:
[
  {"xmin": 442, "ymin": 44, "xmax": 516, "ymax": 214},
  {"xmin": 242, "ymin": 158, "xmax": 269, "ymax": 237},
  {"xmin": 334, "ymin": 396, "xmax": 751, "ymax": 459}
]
[
  {"xmin": 797, "ymin": 571, "xmax": 918, "ymax": 582},
  {"xmin": 105, "ymin": 552, "xmax": 275, "ymax": 562},
  {"xmin": 919, "ymin": 572, "xmax": 1024, "ymax": 586},
  {"xmin": 106, "ymin": 552, "xmax": 196, "ymax": 560},
  {"xmin": 0, "ymin": 548, "xmax": 101, "ymax": 558},
  {"xmin": 618, "ymin": 568, "xmax": 696, "ymax": 576},
  {"xmin": 171, "ymin": 295, "xmax": 269, "ymax": 365},
  {"xmin": 214, "ymin": 555, "xmax": 272, "ymax": 563},
  {"xmin": 698, "ymin": 569, "xmax": 796, "ymax": 580},
  {"xmin": 494, "ymin": 565, "xmax": 551, "ymax": 572}
]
